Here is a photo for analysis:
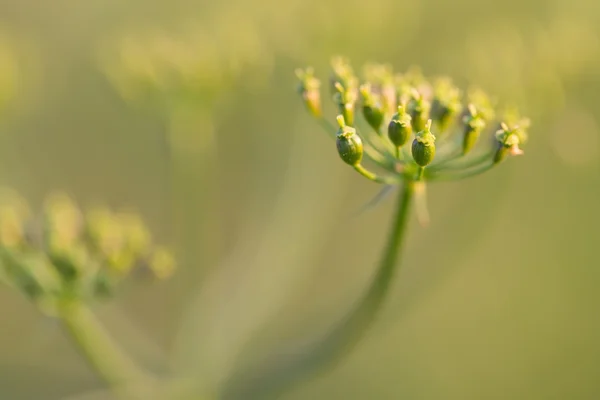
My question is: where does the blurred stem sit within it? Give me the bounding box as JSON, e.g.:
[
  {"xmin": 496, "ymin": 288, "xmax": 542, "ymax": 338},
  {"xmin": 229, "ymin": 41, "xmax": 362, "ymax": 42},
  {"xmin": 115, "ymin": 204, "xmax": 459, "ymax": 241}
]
[
  {"xmin": 59, "ymin": 300, "xmax": 151, "ymax": 400},
  {"xmin": 167, "ymin": 103, "xmax": 220, "ymax": 279},
  {"xmin": 229, "ymin": 181, "xmax": 415, "ymax": 399}
]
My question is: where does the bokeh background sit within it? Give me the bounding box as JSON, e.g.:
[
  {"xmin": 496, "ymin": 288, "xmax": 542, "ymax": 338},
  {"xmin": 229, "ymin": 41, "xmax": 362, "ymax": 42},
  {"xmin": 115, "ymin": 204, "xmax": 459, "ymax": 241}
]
[{"xmin": 1, "ymin": 0, "xmax": 600, "ymax": 398}]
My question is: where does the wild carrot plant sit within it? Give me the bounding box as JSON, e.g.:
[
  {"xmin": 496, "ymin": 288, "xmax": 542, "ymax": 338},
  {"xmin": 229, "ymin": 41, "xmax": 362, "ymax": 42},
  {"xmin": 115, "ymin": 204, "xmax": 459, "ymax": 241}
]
[
  {"xmin": 0, "ymin": 190, "xmax": 174, "ymax": 399},
  {"xmin": 223, "ymin": 57, "xmax": 530, "ymax": 399}
]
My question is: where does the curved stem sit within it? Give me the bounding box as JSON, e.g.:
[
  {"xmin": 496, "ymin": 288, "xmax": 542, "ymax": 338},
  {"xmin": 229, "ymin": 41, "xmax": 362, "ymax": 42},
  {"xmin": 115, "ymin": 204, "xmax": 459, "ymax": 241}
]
[
  {"xmin": 353, "ymin": 164, "xmax": 402, "ymax": 185},
  {"xmin": 427, "ymin": 160, "xmax": 495, "ymax": 181},
  {"xmin": 59, "ymin": 300, "xmax": 152, "ymax": 400},
  {"xmin": 225, "ymin": 181, "xmax": 415, "ymax": 399},
  {"xmin": 429, "ymin": 149, "xmax": 493, "ymax": 172}
]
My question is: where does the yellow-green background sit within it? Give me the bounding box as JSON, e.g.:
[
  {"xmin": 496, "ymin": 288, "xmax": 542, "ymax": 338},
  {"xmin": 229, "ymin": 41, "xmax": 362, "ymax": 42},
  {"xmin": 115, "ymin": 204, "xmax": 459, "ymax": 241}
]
[{"xmin": 1, "ymin": 0, "xmax": 599, "ymax": 398}]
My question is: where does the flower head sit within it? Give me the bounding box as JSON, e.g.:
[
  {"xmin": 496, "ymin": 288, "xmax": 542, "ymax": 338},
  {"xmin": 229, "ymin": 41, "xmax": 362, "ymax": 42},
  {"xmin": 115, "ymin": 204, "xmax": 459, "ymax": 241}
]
[
  {"xmin": 0, "ymin": 190, "xmax": 176, "ymax": 310},
  {"xmin": 295, "ymin": 57, "xmax": 530, "ymax": 185}
]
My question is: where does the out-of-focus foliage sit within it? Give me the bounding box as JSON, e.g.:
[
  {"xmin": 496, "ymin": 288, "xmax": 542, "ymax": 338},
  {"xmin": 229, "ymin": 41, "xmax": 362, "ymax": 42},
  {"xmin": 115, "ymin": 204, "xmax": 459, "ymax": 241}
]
[
  {"xmin": 0, "ymin": 0, "xmax": 599, "ymax": 399},
  {"xmin": 0, "ymin": 189, "xmax": 175, "ymax": 312},
  {"xmin": 98, "ymin": 15, "xmax": 273, "ymax": 111}
]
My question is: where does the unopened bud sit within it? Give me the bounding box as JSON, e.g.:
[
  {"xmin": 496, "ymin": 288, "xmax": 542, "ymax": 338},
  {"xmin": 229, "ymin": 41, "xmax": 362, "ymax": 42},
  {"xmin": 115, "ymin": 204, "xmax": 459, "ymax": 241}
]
[
  {"xmin": 334, "ymin": 82, "xmax": 356, "ymax": 126},
  {"xmin": 335, "ymin": 115, "xmax": 363, "ymax": 166},
  {"xmin": 462, "ymin": 104, "xmax": 487, "ymax": 155},
  {"xmin": 412, "ymin": 120, "xmax": 436, "ymax": 166},
  {"xmin": 360, "ymin": 84, "xmax": 384, "ymax": 132},
  {"xmin": 330, "ymin": 56, "xmax": 358, "ymax": 94},
  {"xmin": 387, "ymin": 105, "xmax": 412, "ymax": 147},
  {"xmin": 494, "ymin": 122, "xmax": 524, "ymax": 164},
  {"xmin": 296, "ymin": 68, "xmax": 322, "ymax": 118},
  {"xmin": 430, "ymin": 78, "xmax": 462, "ymax": 131},
  {"xmin": 407, "ymin": 89, "xmax": 430, "ymax": 132}
]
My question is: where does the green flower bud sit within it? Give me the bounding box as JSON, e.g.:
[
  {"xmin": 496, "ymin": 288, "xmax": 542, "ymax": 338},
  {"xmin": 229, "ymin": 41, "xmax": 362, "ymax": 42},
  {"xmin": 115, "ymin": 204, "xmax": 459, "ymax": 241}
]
[
  {"xmin": 360, "ymin": 84, "xmax": 384, "ymax": 132},
  {"xmin": 330, "ymin": 56, "xmax": 358, "ymax": 94},
  {"xmin": 412, "ymin": 120, "xmax": 436, "ymax": 166},
  {"xmin": 118, "ymin": 212, "xmax": 151, "ymax": 258},
  {"xmin": 494, "ymin": 122, "xmax": 524, "ymax": 164},
  {"xmin": 0, "ymin": 249, "xmax": 44, "ymax": 300},
  {"xmin": 430, "ymin": 78, "xmax": 462, "ymax": 131},
  {"xmin": 387, "ymin": 105, "xmax": 412, "ymax": 147},
  {"xmin": 363, "ymin": 63, "xmax": 397, "ymax": 115},
  {"xmin": 363, "ymin": 105, "xmax": 384, "ymax": 132},
  {"xmin": 43, "ymin": 194, "xmax": 86, "ymax": 281},
  {"xmin": 85, "ymin": 207, "xmax": 130, "ymax": 273},
  {"xmin": 407, "ymin": 89, "xmax": 430, "ymax": 132},
  {"xmin": 296, "ymin": 68, "xmax": 322, "ymax": 118},
  {"xmin": 334, "ymin": 82, "xmax": 356, "ymax": 126},
  {"xmin": 462, "ymin": 104, "xmax": 487, "ymax": 155},
  {"xmin": 335, "ymin": 115, "xmax": 363, "ymax": 166}
]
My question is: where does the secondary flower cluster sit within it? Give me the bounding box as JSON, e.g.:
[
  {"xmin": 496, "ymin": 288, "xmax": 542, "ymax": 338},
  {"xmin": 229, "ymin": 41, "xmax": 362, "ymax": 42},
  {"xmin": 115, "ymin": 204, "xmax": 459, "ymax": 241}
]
[
  {"xmin": 296, "ymin": 57, "xmax": 530, "ymax": 184},
  {"xmin": 0, "ymin": 190, "xmax": 174, "ymax": 312}
]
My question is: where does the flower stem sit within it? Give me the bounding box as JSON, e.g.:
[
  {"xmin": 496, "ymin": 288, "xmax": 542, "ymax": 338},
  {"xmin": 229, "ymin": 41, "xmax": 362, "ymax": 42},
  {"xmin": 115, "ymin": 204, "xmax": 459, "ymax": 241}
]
[
  {"xmin": 353, "ymin": 164, "xmax": 402, "ymax": 185},
  {"xmin": 225, "ymin": 181, "xmax": 415, "ymax": 399},
  {"xmin": 59, "ymin": 300, "xmax": 152, "ymax": 400}
]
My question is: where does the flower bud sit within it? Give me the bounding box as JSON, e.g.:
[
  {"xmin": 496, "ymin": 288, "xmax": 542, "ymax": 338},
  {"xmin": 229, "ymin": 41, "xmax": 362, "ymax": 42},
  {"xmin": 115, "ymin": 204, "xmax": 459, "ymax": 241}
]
[
  {"xmin": 363, "ymin": 63, "xmax": 397, "ymax": 115},
  {"xmin": 335, "ymin": 115, "xmax": 363, "ymax": 166},
  {"xmin": 412, "ymin": 120, "xmax": 436, "ymax": 166},
  {"xmin": 494, "ymin": 122, "xmax": 524, "ymax": 164},
  {"xmin": 407, "ymin": 89, "xmax": 430, "ymax": 132},
  {"xmin": 334, "ymin": 82, "xmax": 357, "ymax": 126},
  {"xmin": 387, "ymin": 105, "xmax": 412, "ymax": 147},
  {"xmin": 462, "ymin": 104, "xmax": 487, "ymax": 154},
  {"xmin": 296, "ymin": 68, "xmax": 322, "ymax": 118},
  {"xmin": 360, "ymin": 84, "xmax": 384, "ymax": 132},
  {"xmin": 1, "ymin": 249, "xmax": 45, "ymax": 300},
  {"xmin": 430, "ymin": 78, "xmax": 462, "ymax": 131},
  {"xmin": 330, "ymin": 56, "xmax": 358, "ymax": 94},
  {"xmin": 43, "ymin": 194, "xmax": 85, "ymax": 281}
]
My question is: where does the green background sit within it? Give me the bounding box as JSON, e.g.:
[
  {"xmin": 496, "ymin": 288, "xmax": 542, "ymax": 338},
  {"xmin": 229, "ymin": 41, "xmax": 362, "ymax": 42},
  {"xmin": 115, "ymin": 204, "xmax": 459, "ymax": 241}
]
[{"xmin": 0, "ymin": 0, "xmax": 599, "ymax": 398}]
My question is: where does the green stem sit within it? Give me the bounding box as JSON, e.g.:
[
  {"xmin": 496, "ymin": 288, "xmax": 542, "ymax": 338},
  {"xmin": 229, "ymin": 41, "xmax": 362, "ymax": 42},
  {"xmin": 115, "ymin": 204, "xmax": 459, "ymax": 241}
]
[
  {"xmin": 429, "ymin": 149, "xmax": 493, "ymax": 172},
  {"xmin": 225, "ymin": 181, "xmax": 415, "ymax": 399},
  {"xmin": 416, "ymin": 166, "xmax": 425, "ymax": 181},
  {"xmin": 426, "ymin": 160, "xmax": 495, "ymax": 181},
  {"xmin": 353, "ymin": 164, "xmax": 402, "ymax": 185},
  {"xmin": 59, "ymin": 301, "xmax": 152, "ymax": 400}
]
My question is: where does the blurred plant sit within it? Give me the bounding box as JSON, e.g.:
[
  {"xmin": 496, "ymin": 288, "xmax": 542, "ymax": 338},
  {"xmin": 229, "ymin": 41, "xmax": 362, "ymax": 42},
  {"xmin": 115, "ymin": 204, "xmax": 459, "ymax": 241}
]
[
  {"xmin": 0, "ymin": 189, "xmax": 175, "ymax": 399},
  {"xmin": 99, "ymin": 19, "xmax": 271, "ymax": 111},
  {"xmin": 99, "ymin": 21, "xmax": 272, "ymax": 277},
  {"xmin": 223, "ymin": 57, "xmax": 530, "ymax": 399},
  {"xmin": 461, "ymin": 17, "xmax": 600, "ymax": 121}
]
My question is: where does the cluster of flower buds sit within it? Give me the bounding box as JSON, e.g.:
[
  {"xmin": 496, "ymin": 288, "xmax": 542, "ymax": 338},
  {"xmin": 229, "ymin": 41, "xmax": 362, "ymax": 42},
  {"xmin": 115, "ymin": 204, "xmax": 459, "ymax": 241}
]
[
  {"xmin": 296, "ymin": 57, "xmax": 529, "ymax": 186},
  {"xmin": 100, "ymin": 21, "xmax": 271, "ymax": 107},
  {"xmin": 0, "ymin": 190, "xmax": 175, "ymax": 312}
]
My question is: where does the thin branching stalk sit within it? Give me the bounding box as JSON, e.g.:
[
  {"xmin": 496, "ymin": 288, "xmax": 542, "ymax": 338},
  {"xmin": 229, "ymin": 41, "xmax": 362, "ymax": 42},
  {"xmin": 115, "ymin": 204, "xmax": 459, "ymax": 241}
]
[{"xmin": 59, "ymin": 300, "xmax": 153, "ymax": 400}]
